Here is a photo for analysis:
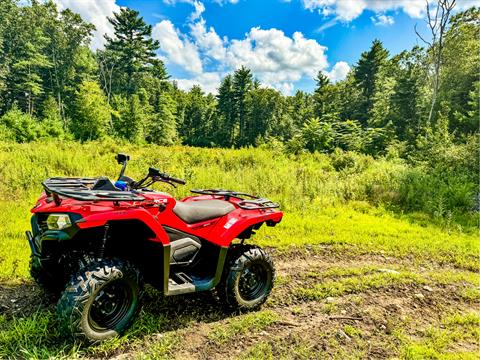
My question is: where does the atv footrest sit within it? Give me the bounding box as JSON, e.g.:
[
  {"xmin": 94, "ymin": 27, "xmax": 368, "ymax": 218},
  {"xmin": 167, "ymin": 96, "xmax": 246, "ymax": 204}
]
[{"xmin": 168, "ymin": 272, "xmax": 196, "ymax": 295}]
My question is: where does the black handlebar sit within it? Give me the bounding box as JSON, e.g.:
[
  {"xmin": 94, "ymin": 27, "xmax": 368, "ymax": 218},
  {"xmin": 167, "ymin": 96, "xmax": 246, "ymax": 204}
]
[
  {"xmin": 167, "ymin": 176, "xmax": 186, "ymax": 185},
  {"xmin": 116, "ymin": 155, "xmax": 186, "ymax": 189},
  {"xmin": 148, "ymin": 167, "xmax": 186, "ymax": 186}
]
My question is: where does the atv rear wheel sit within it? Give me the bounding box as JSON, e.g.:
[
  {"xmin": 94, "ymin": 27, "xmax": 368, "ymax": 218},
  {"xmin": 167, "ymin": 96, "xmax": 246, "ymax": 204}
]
[
  {"xmin": 218, "ymin": 245, "xmax": 275, "ymax": 310},
  {"xmin": 56, "ymin": 259, "xmax": 142, "ymax": 342}
]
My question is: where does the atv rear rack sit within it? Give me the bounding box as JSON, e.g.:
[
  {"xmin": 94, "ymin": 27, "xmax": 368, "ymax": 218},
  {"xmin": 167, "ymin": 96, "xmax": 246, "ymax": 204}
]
[
  {"xmin": 42, "ymin": 177, "xmax": 145, "ymax": 202},
  {"xmin": 190, "ymin": 189, "xmax": 279, "ymax": 210}
]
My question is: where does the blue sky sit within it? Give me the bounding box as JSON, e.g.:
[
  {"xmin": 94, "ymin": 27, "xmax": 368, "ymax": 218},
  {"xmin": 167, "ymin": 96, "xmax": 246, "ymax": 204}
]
[{"xmin": 54, "ymin": 0, "xmax": 479, "ymax": 94}]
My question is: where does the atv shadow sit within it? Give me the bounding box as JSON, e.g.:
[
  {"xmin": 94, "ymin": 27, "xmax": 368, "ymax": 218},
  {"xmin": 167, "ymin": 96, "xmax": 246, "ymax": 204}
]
[{"xmin": 0, "ymin": 281, "xmax": 238, "ymax": 358}]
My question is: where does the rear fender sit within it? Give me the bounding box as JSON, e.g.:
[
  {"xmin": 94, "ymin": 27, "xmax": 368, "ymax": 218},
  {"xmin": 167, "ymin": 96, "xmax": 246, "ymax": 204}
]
[
  {"xmin": 210, "ymin": 209, "xmax": 282, "ymax": 247},
  {"xmin": 76, "ymin": 208, "xmax": 169, "ymax": 244}
]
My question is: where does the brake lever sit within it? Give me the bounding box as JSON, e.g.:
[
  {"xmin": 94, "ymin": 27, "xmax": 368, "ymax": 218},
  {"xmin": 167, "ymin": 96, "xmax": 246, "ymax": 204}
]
[
  {"xmin": 165, "ymin": 181, "xmax": 177, "ymax": 188},
  {"xmin": 152, "ymin": 176, "xmax": 177, "ymax": 188}
]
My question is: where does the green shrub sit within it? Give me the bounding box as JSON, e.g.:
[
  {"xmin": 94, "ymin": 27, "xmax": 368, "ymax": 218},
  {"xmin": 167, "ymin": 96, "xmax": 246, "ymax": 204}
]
[{"xmin": 0, "ymin": 106, "xmax": 41, "ymax": 142}]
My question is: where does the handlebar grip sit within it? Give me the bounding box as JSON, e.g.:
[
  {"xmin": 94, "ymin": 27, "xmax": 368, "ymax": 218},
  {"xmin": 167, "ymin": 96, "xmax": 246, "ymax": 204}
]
[{"xmin": 168, "ymin": 176, "xmax": 186, "ymax": 185}]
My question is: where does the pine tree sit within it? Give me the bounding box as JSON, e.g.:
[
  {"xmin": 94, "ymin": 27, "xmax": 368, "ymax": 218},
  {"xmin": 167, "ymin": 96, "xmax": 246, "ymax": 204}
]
[
  {"xmin": 147, "ymin": 91, "xmax": 177, "ymax": 145},
  {"xmin": 354, "ymin": 39, "xmax": 389, "ymax": 124},
  {"xmin": 232, "ymin": 66, "xmax": 254, "ymax": 146},
  {"xmin": 289, "ymin": 91, "xmax": 314, "ymax": 129},
  {"xmin": 182, "ymin": 85, "xmax": 210, "ymax": 146},
  {"xmin": 245, "ymin": 87, "xmax": 283, "ymax": 145},
  {"xmin": 104, "ymin": 8, "xmax": 160, "ymax": 94},
  {"xmin": 313, "ymin": 72, "xmax": 331, "ymax": 117},
  {"xmin": 216, "ymin": 75, "xmax": 235, "ymax": 146},
  {"xmin": 111, "ymin": 94, "xmax": 148, "ymax": 142},
  {"xmin": 439, "ymin": 7, "xmax": 480, "ymax": 135},
  {"xmin": 389, "ymin": 47, "xmax": 428, "ymax": 143},
  {"xmin": 43, "ymin": 3, "xmax": 94, "ymax": 124},
  {"xmin": 11, "ymin": 3, "xmax": 52, "ymax": 115}
]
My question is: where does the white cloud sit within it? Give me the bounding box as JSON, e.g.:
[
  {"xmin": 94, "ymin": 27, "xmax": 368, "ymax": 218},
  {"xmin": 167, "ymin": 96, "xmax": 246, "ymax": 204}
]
[
  {"xmin": 154, "ymin": 0, "xmax": 335, "ymax": 95},
  {"xmin": 54, "ymin": 0, "xmax": 351, "ymax": 94},
  {"xmin": 326, "ymin": 61, "xmax": 350, "ymax": 82},
  {"xmin": 316, "ymin": 17, "xmax": 340, "ymax": 32},
  {"xmin": 271, "ymin": 82, "xmax": 295, "ymax": 95},
  {"xmin": 226, "ymin": 28, "xmax": 329, "ymax": 88},
  {"xmin": 189, "ymin": 18, "xmax": 227, "ymax": 62},
  {"xmin": 152, "ymin": 20, "xmax": 203, "ymax": 74},
  {"xmin": 303, "ymin": 0, "xmax": 480, "ymax": 21},
  {"xmin": 189, "ymin": 0, "xmax": 205, "ymax": 20},
  {"xmin": 174, "ymin": 72, "xmax": 223, "ymax": 94},
  {"xmin": 53, "ymin": 0, "xmax": 120, "ymax": 49},
  {"xmin": 212, "ymin": 0, "xmax": 239, "ymax": 4},
  {"xmin": 165, "ymin": 0, "xmax": 239, "ymax": 6},
  {"xmin": 371, "ymin": 14, "xmax": 394, "ymax": 26},
  {"xmin": 159, "ymin": 23, "xmax": 333, "ymax": 94},
  {"xmin": 302, "ymin": 0, "xmax": 426, "ymax": 21}
]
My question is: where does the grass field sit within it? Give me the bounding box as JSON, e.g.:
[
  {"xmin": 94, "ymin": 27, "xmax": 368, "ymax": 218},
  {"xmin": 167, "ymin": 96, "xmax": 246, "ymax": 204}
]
[{"xmin": 0, "ymin": 142, "xmax": 478, "ymax": 359}]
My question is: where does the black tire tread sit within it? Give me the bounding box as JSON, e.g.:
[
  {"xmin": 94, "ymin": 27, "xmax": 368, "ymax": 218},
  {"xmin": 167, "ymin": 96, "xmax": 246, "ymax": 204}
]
[
  {"xmin": 217, "ymin": 245, "xmax": 275, "ymax": 310},
  {"xmin": 56, "ymin": 258, "xmax": 142, "ymax": 343}
]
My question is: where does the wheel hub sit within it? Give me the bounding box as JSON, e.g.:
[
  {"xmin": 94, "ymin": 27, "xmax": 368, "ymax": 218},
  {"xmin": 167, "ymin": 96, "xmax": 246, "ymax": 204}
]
[
  {"xmin": 88, "ymin": 281, "xmax": 133, "ymax": 331},
  {"xmin": 238, "ymin": 263, "xmax": 268, "ymax": 301}
]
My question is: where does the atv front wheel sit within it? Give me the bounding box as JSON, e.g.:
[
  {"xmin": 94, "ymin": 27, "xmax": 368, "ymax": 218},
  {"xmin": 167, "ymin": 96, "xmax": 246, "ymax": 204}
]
[
  {"xmin": 218, "ymin": 246, "xmax": 275, "ymax": 310},
  {"xmin": 56, "ymin": 259, "xmax": 142, "ymax": 342}
]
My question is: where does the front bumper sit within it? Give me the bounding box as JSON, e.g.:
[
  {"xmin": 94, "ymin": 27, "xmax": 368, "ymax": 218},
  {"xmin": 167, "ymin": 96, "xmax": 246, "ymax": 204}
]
[
  {"xmin": 25, "ymin": 230, "xmax": 39, "ymax": 257},
  {"xmin": 27, "ymin": 214, "xmax": 81, "ymax": 257}
]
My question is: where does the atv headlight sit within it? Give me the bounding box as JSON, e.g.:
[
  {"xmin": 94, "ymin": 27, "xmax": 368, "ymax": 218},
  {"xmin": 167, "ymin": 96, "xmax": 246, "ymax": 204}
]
[{"xmin": 46, "ymin": 214, "xmax": 72, "ymax": 230}]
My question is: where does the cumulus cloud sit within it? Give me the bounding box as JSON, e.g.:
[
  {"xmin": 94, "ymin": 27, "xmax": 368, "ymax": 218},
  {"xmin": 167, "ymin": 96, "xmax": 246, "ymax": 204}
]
[
  {"xmin": 174, "ymin": 17, "xmax": 339, "ymax": 93},
  {"xmin": 152, "ymin": 20, "xmax": 203, "ymax": 74},
  {"xmin": 166, "ymin": 24, "xmax": 333, "ymax": 94},
  {"xmin": 226, "ymin": 28, "xmax": 328, "ymax": 88},
  {"xmin": 326, "ymin": 61, "xmax": 350, "ymax": 82},
  {"xmin": 165, "ymin": 0, "xmax": 239, "ymax": 7},
  {"xmin": 371, "ymin": 14, "xmax": 395, "ymax": 26},
  {"xmin": 189, "ymin": 0, "xmax": 205, "ymax": 20},
  {"xmin": 154, "ymin": 0, "xmax": 336, "ymax": 95},
  {"xmin": 303, "ymin": 0, "xmax": 424, "ymax": 21},
  {"xmin": 54, "ymin": 0, "xmax": 120, "ymax": 49},
  {"xmin": 189, "ymin": 19, "xmax": 227, "ymax": 62},
  {"xmin": 156, "ymin": 2, "xmax": 321, "ymax": 88},
  {"xmin": 174, "ymin": 71, "xmax": 224, "ymax": 94},
  {"xmin": 303, "ymin": 0, "xmax": 480, "ymax": 21}
]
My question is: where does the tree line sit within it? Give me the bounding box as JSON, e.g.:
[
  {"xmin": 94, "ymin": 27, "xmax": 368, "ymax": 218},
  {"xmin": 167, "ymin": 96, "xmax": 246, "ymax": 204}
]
[{"xmin": 0, "ymin": 0, "xmax": 478, "ymax": 158}]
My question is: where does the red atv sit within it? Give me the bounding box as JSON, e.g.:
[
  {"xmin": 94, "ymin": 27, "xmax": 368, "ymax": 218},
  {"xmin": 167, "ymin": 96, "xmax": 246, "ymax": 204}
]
[{"xmin": 26, "ymin": 154, "xmax": 282, "ymax": 342}]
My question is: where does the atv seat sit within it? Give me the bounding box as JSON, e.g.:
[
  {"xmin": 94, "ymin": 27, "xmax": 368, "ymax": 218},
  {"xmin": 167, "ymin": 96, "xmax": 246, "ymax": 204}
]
[{"xmin": 173, "ymin": 200, "xmax": 235, "ymax": 224}]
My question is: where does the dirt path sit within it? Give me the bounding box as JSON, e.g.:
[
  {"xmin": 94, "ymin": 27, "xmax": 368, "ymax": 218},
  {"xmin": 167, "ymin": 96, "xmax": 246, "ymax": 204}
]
[
  {"xmin": 1, "ymin": 251, "xmax": 479, "ymax": 359},
  {"xmin": 166, "ymin": 255, "xmax": 479, "ymax": 359}
]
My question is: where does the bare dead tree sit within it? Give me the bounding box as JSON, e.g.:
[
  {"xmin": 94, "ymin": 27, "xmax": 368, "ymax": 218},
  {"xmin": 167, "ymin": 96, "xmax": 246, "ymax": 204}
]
[{"xmin": 415, "ymin": 0, "xmax": 457, "ymax": 127}]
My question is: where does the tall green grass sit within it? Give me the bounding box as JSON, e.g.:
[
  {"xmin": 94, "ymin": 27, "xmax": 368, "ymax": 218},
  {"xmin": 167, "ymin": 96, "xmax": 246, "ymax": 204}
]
[
  {"xmin": 0, "ymin": 141, "xmax": 478, "ymax": 282},
  {"xmin": 2, "ymin": 140, "xmax": 475, "ymax": 213}
]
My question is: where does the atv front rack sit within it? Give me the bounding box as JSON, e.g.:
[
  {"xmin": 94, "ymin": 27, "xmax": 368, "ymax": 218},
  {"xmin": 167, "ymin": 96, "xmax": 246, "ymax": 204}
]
[
  {"xmin": 190, "ymin": 189, "xmax": 279, "ymax": 210},
  {"xmin": 42, "ymin": 177, "xmax": 145, "ymax": 202}
]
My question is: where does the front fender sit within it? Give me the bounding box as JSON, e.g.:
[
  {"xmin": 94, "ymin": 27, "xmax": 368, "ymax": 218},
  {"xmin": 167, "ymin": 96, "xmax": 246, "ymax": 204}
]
[{"xmin": 76, "ymin": 208, "xmax": 169, "ymax": 244}]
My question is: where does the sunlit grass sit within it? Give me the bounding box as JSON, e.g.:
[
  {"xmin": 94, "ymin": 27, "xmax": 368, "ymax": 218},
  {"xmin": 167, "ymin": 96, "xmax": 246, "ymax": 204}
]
[
  {"xmin": 398, "ymin": 312, "xmax": 480, "ymax": 359},
  {"xmin": 207, "ymin": 310, "xmax": 279, "ymax": 344},
  {"xmin": 0, "ymin": 141, "xmax": 478, "ymax": 359}
]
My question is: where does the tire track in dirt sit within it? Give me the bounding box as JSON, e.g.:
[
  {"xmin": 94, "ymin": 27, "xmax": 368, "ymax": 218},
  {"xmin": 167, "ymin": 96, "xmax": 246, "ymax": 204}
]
[{"xmin": 110, "ymin": 253, "xmax": 479, "ymax": 360}]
